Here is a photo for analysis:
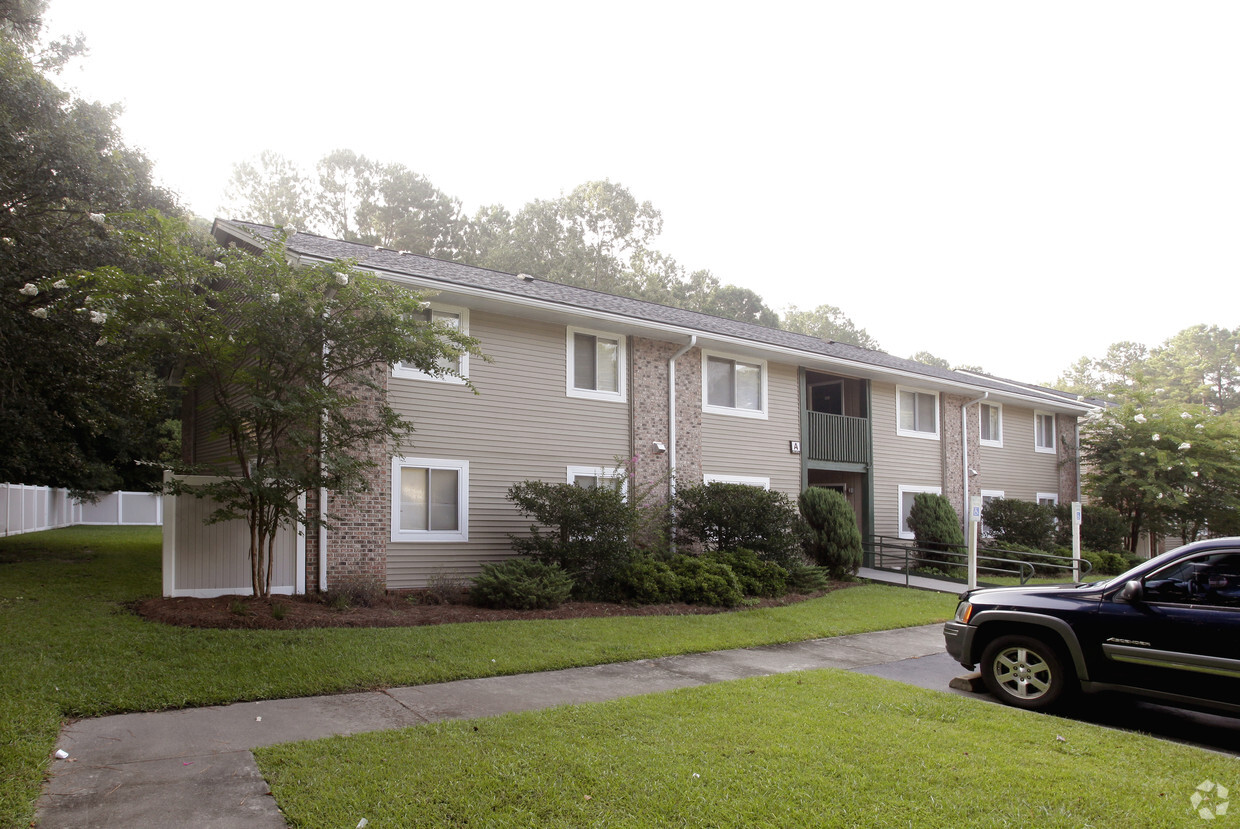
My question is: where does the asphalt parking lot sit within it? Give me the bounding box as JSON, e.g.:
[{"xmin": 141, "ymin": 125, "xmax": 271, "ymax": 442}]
[{"xmin": 854, "ymin": 649, "xmax": 1240, "ymax": 756}]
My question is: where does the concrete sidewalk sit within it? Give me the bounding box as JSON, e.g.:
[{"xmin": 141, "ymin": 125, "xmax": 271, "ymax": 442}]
[{"xmin": 36, "ymin": 623, "xmax": 946, "ymax": 829}]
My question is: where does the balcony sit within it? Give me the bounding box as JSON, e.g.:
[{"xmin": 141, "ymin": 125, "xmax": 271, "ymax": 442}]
[{"xmin": 805, "ymin": 411, "xmax": 871, "ymax": 466}]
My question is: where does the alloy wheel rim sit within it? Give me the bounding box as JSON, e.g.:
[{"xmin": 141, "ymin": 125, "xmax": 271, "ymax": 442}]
[{"xmin": 993, "ymin": 646, "xmax": 1052, "ymax": 699}]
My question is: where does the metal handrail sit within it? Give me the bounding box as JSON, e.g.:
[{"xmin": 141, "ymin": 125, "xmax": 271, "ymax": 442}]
[{"xmin": 864, "ymin": 537, "xmax": 1091, "ymax": 586}]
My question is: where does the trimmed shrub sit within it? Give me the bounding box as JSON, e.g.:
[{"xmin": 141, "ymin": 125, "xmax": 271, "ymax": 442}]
[
  {"xmin": 470, "ymin": 558, "xmax": 574, "ymax": 610},
  {"xmin": 982, "ymin": 498, "xmax": 1056, "ymax": 550},
  {"xmin": 784, "ymin": 562, "xmax": 831, "ymax": 592},
  {"xmin": 507, "ymin": 480, "xmax": 637, "ymax": 587},
  {"xmin": 673, "ymin": 482, "xmax": 808, "ymax": 567},
  {"xmin": 1054, "ymin": 503, "xmax": 1129, "ymax": 554},
  {"xmin": 1079, "ymin": 550, "xmax": 1135, "ymax": 576},
  {"xmin": 668, "ymin": 554, "xmax": 743, "ymax": 607},
  {"xmin": 907, "ymin": 492, "xmax": 964, "ymax": 568},
  {"xmin": 611, "ymin": 556, "xmax": 682, "ymax": 605},
  {"xmin": 799, "ymin": 487, "xmax": 863, "ymax": 578},
  {"xmin": 706, "ymin": 548, "xmax": 787, "ymax": 597}
]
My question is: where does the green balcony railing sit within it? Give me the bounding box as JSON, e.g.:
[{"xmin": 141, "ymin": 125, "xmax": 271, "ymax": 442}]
[{"xmin": 805, "ymin": 411, "xmax": 871, "ymax": 465}]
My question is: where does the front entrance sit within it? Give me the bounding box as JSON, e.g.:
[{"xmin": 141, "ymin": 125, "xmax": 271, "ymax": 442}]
[{"xmin": 807, "ymin": 469, "xmax": 865, "ymax": 535}]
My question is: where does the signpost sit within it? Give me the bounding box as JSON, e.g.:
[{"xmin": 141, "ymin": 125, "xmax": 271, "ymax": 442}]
[
  {"xmin": 1071, "ymin": 501, "xmax": 1082, "ymax": 582},
  {"xmin": 967, "ymin": 495, "xmax": 982, "ymax": 590}
]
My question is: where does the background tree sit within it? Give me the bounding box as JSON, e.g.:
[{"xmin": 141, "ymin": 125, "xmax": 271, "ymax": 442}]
[
  {"xmin": 229, "ymin": 158, "xmax": 788, "ymax": 327},
  {"xmin": 908, "ymin": 351, "xmax": 950, "ymax": 369},
  {"xmin": 781, "ymin": 304, "xmax": 880, "ymax": 350},
  {"xmin": 1055, "ymin": 341, "xmax": 1150, "ymax": 400},
  {"xmin": 221, "ymin": 150, "xmax": 313, "ymax": 229},
  {"xmin": 60, "ymin": 215, "xmax": 481, "ymax": 596},
  {"xmin": 1148, "ymin": 324, "xmax": 1240, "ymax": 414},
  {"xmin": 0, "ymin": 13, "xmax": 179, "ymax": 491},
  {"xmin": 1055, "ymin": 325, "xmax": 1240, "ymax": 413},
  {"xmin": 354, "ymin": 161, "xmax": 466, "ymax": 257}
]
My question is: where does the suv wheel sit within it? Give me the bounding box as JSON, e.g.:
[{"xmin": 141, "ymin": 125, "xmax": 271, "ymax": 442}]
[{"xmin": 980, "ymin": 634, "xmax": 1075, "ymax": 712}]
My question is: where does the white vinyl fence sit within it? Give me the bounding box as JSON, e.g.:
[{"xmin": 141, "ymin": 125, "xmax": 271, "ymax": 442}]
[{"xmin": 1, "ymin": 483, "xmax": 163, "ymax": 537}]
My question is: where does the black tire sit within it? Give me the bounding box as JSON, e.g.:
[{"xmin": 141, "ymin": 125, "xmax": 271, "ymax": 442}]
[{"xmin": 980, "ymin": 634, "xmax": 1075, "ymax": 712}]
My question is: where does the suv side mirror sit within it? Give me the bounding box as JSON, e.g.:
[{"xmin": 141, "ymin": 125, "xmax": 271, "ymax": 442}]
[{"xmin": 1116, "ymin": 580, "xmax": 1143, "ymax": 603}]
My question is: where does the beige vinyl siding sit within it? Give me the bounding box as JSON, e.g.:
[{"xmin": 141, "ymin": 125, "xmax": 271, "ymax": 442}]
[
  {"xmin": 187, "ymin": 390, "xmax": 237, "ymax": 470},
  {"xmin": 165, "ymin": 478, "xmax": 298, "ymax": 595},
  {"xmin": 385, "ymin": 310, "xmax": 631, "ymax": 588},
  {"xmin": 977, "ymin": 405, "xmax": 1059, "ymax": 500},
  {"xmin": 871, "ymin": 381, "xmax": 943, "ymax": 537},
  {"xmin": 700, "ymin": 361, "xmax": 802, "ymax": 497}
]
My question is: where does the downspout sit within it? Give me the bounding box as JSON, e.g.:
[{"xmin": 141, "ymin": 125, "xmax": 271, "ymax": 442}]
[
  {"xmin": 667, "ymin": 335, "xmax": 697, "ymax": 545},
  {"xmin": 318, "ymin": 487, "xmax": 328, "ymax": 592},
  {"xmin": 961, "ymin": 392, "xmax": 989, "ymax": 532}
]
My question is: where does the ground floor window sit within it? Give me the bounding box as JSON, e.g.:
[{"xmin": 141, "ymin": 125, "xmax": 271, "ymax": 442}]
[
  {"xmin": 898, "ymin": 484, "xmax": 942, "ymax": 540},
  {"xmin": 703, "ymin": 473, "xmax": 771, "ymax": 489},
  {"xmin": 391, "ymin": 457, "xmax": 469, "ymax": 542}
]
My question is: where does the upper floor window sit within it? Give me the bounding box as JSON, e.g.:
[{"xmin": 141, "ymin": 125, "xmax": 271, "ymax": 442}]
[
  {"xmin": 979, "ymin": 403, "xmax": 1002, "ymax": 447},
  {"xmin": 392, "ymin": 304, "xmax": 468, "ymax": 384},
  {"xmin": 896, "ymin": 387, "xmax": 939, "ymax": 439},
  {"xmin": 1035, "ymin": 411, "xmax": 1056, "ymax": 453},
  {"xmin": 703, "ymin": 351, "xmax": 767, "ymax": 419},
  {"xmin": 567, "ymin": 326, "xmax": 626, "ymax": 402}
]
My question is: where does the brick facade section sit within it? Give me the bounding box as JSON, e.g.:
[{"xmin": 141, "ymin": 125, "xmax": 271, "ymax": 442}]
[
  {"xmin": 1057, "ymin": 413, "xmax": 1080, "ymax": 504},
  {"xmin": 630, "ymin": 338, "xmax": 702, "ymax": 501},
  {"xmin": 322, "ymin": 364, "xmax": 391, "ymax": 593},
  {"xmin": 941, "ymin": 394, "xmax": 984, "ymax": 522}
]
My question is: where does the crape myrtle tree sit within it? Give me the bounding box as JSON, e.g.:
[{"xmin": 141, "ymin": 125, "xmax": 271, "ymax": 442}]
[
  {"xmin": 1, "ymin": 15, "xmax": 180, "ymax": 490},
  {"xmin": 1081, "ymin": 397, "xmax": 1240, "ymax": 550},
  {"xmin": 30, "ymin": 213, "xmax": 481, "ymax": 597}
]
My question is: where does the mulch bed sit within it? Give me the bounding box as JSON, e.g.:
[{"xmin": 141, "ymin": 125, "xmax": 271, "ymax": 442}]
[{"xmin": 133, "ymin": 585, "xmax": 853, "ymax": 631}]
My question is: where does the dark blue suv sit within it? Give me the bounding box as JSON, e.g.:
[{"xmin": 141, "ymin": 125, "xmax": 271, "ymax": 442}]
[{"xmin": 943, "ymin": 537, "xmax": 1240, "ymax": 714}]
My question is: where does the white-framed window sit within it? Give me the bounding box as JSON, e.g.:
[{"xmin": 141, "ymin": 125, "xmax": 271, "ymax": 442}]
[
  {"xmin": 979, "ymin": 403, "xmax": 1002, "ymax": 447},
  {"xmin": 703, "ymin": 351, "xmax": 768, "ymax": 419},
  {"xmin": 1037, "ymin": 492, "xmax": 1059, "ymax": 507},
  {"xmin": 566, "ymin": 326, "xmax": 626, "ymax": 402},
  {"xmin": 896, "ymin": 386, "xmax": 939, "ymax": 439},
  {"xmin": 980, "ymin": 490, "xmax": 1004, "ymax": 536},
  {"xmin": 703, "ymin": 473, "xmax": 771, "ymax": 490},
  {"xmin": 1035, "ymin": 411, "xmax": 1056, "ymax": 453},
  {"xmin": 392, "ymin": 303, "xmax": 469, "ymax": 384},
  {"xmin": 567, "ymin": 465, "xmax": 627, "ymax": 496},
  {"xmin": 391, "ymin": 456, "xmax": 469, "ymax": 542},
  {"xmin": 898, "ymin": 484, "xmax": 943, "ymax": 540}
]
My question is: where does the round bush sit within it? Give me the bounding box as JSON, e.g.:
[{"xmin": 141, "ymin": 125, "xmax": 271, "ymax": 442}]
[
  {"xmin": 706, "ymin": 548, "xmax": 787, "ymax": 597},
  {"xmin": 611, "ymin": 556, "xmax": 682, "ymax": 605},
  {"xmin": 907, "ymin": 492, "xmax": 964, "ymax": 568},
  {"xmin": 672, "ymin": 483, "xmax": 808, "ymax": 567},
  {"xmin": 799, "ymin": 487, "xmax": 863, "ymax": 578},
  {"xmin": 470, "ymin": 558, "xmax": 574, "ymax": 610},
  {"xmin": 668, "ymin": 554, "xmax": 743, "ymax": 607}
]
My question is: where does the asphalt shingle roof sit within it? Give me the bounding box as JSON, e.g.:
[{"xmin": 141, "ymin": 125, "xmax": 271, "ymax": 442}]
[{"xmin": 220, "ymin": 220, "xmax": 1091, "ymax": 411}]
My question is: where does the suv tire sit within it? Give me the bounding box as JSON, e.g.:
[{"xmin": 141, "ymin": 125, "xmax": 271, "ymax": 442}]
[{"xmin": 980, "ymin": 633, "xmax": 1075, "ymax": 712}]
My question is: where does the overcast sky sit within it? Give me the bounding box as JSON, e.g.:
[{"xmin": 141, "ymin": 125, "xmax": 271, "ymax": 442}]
[{"xmin": 42, "ymin": 0, "xmax": 1239, "ymax": 384}]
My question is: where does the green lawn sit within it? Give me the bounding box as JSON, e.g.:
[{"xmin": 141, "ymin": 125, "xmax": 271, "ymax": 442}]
[
  {"xmin": 257, "ymin": 669, "xmax": 1234, "ymax": 828},
  {"xmin": 0, "ymin": 527, "xmax": 954, "ymax": 828}
]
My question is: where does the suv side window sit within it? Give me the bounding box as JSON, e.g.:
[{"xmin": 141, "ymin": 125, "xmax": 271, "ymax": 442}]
[{"xmin": 1142, "ymin": 552, "xmax": 1240, "ymax": 609}]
